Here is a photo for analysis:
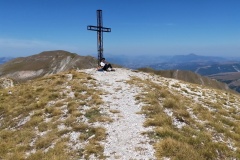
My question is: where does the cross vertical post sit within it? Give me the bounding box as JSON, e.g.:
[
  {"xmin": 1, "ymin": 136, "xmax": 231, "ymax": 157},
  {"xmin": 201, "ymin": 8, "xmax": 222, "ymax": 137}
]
[{"xmin": 87, "ymin": 10, "xmax": 111, "ymax": 65}]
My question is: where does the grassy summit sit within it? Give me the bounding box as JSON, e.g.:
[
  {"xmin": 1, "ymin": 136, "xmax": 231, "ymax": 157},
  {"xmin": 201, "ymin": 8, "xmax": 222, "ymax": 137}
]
[{"xmin": 0, "ymin": 68, "xmax": 240, "ymax": 159}]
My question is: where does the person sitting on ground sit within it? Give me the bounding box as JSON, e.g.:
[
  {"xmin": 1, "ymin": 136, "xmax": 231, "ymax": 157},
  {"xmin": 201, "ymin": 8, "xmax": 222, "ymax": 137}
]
[{"xmin": 99, "ymin": 58, "xmax": 115, "ymax": 71}]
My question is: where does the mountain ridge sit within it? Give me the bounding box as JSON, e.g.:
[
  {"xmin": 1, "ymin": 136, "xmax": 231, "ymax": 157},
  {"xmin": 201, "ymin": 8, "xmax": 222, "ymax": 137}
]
[
  {"xmin": 0, "ymin": 51, "xmax": 234, "ymax": 94},
  {"xmin": 0, "ymin": 50, "xmax": 97, "ymax": 82}
]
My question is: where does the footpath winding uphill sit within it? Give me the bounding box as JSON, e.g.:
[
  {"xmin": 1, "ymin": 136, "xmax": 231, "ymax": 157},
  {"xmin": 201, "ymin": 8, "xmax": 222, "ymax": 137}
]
[{"xmin": 84, "ymin": 68, "xmax": 156, "ymax": 159}]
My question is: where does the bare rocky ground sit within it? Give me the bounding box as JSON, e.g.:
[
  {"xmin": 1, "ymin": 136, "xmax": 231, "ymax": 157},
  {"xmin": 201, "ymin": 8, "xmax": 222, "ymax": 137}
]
[
  {"xmin": 0, "ymin": 78, "xmax": 14, "ymax": 89},
  {"xmin": 84, "ymin": 68, "xmax": 156, "ymax": 159}
]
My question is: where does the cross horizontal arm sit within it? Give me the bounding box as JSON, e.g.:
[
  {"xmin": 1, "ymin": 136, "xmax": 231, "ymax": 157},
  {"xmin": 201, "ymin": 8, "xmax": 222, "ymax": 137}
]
[{"xmin": 87, "ymin": 25, "xmax": 111, "ymax": 32}]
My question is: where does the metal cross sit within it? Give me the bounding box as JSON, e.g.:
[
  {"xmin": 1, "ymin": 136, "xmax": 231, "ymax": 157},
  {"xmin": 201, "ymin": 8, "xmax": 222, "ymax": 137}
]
[{"xmin": 87, "ymin": 10, "xmax": 111, "ymax": 65}]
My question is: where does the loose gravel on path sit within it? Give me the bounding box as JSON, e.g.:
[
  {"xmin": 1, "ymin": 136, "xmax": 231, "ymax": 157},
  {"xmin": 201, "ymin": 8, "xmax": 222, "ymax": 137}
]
[{"xmin": 84, "ymin": 68, "xmax": 156, "ymax": 160}]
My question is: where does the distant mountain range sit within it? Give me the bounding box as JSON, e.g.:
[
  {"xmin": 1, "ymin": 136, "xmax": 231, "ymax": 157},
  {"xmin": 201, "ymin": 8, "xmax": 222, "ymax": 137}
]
[{"xmin": 106, "ymin": 53, "xmax": 233, "ymax": 69}]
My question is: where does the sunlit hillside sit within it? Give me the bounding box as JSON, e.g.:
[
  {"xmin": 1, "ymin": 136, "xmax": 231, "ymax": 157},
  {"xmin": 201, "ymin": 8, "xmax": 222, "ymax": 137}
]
[{"xmin": 0, "ymin": 50, "xmax": 97, "ymax": 82}]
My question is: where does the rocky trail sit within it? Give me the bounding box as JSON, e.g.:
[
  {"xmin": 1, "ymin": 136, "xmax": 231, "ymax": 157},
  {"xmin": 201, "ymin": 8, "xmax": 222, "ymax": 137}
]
[{"xmin": 84, "ymin": 68, "xmax": 156, "ymax": 159}]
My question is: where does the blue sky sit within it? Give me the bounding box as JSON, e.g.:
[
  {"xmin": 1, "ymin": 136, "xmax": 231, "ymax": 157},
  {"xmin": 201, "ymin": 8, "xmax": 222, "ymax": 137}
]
[{"xmin": 0, "ymin": 0, "xmax": 239, "ymax": 57}]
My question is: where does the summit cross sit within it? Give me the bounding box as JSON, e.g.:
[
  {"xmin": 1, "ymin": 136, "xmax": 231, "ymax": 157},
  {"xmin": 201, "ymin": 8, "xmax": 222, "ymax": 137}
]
[{"xmin": 87, "ymin": 10, "xmax": 111, "ymax": 65}]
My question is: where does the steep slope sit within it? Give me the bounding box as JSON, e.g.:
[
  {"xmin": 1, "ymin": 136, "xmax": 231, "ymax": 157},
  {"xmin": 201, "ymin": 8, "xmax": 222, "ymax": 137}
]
[
  {"xmin": 146, "ymin": 61, "xmax": 240, "ymax": 93},
  {"xmin": 209, "ymin": 72, "xmax": 240, "ymax": 93},
  {"xmin": 0, "ymin": 50, "xmax": 97, "ymax": 82},
  {"xmin": 0, "ymin": 68, "xmax": 240, "ymax": 159},
  {"xmin": 138, "ymin": 67, "xmax": 231, "ymax": 92}
]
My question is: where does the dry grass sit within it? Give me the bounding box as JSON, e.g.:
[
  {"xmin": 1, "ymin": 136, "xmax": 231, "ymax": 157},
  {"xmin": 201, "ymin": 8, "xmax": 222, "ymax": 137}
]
[
  {"xmin": 1, "ymin": 69, "xmax": 240, "ymax": 159},
  {"xmin": 155, "ymin": 137, "xmax": 203, "ymax": 160},
  {"xmin": 0, "ymin": 70, "xmax": 109, "ymax": 159},
  {"xmin": 128, "ymin": 76, "xmax": 240, "ymax": 159},
  {"xmin": 109, "ymin": 109, "xmax": 121, "ymax": 113}
]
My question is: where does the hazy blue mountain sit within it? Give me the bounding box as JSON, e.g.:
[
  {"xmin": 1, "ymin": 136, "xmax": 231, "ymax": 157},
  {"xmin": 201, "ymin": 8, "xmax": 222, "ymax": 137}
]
[
  {"xmin": 106, "ymin": 53, "xmax": 228, "ymax": 69},
  {"xmin": 105, "ymin": 54, "xmax": 170, "ymax": 69},
  {"xmin": 169, "ymin": 53, "xmax": 226, "ymax": 63},
  {"xmin": 0, "ymin": 57, "xmax": 14, "ymax": 64},
  {"xmin": 149, "ymin": 61, "xmax": 240, "ymax": 74}
]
